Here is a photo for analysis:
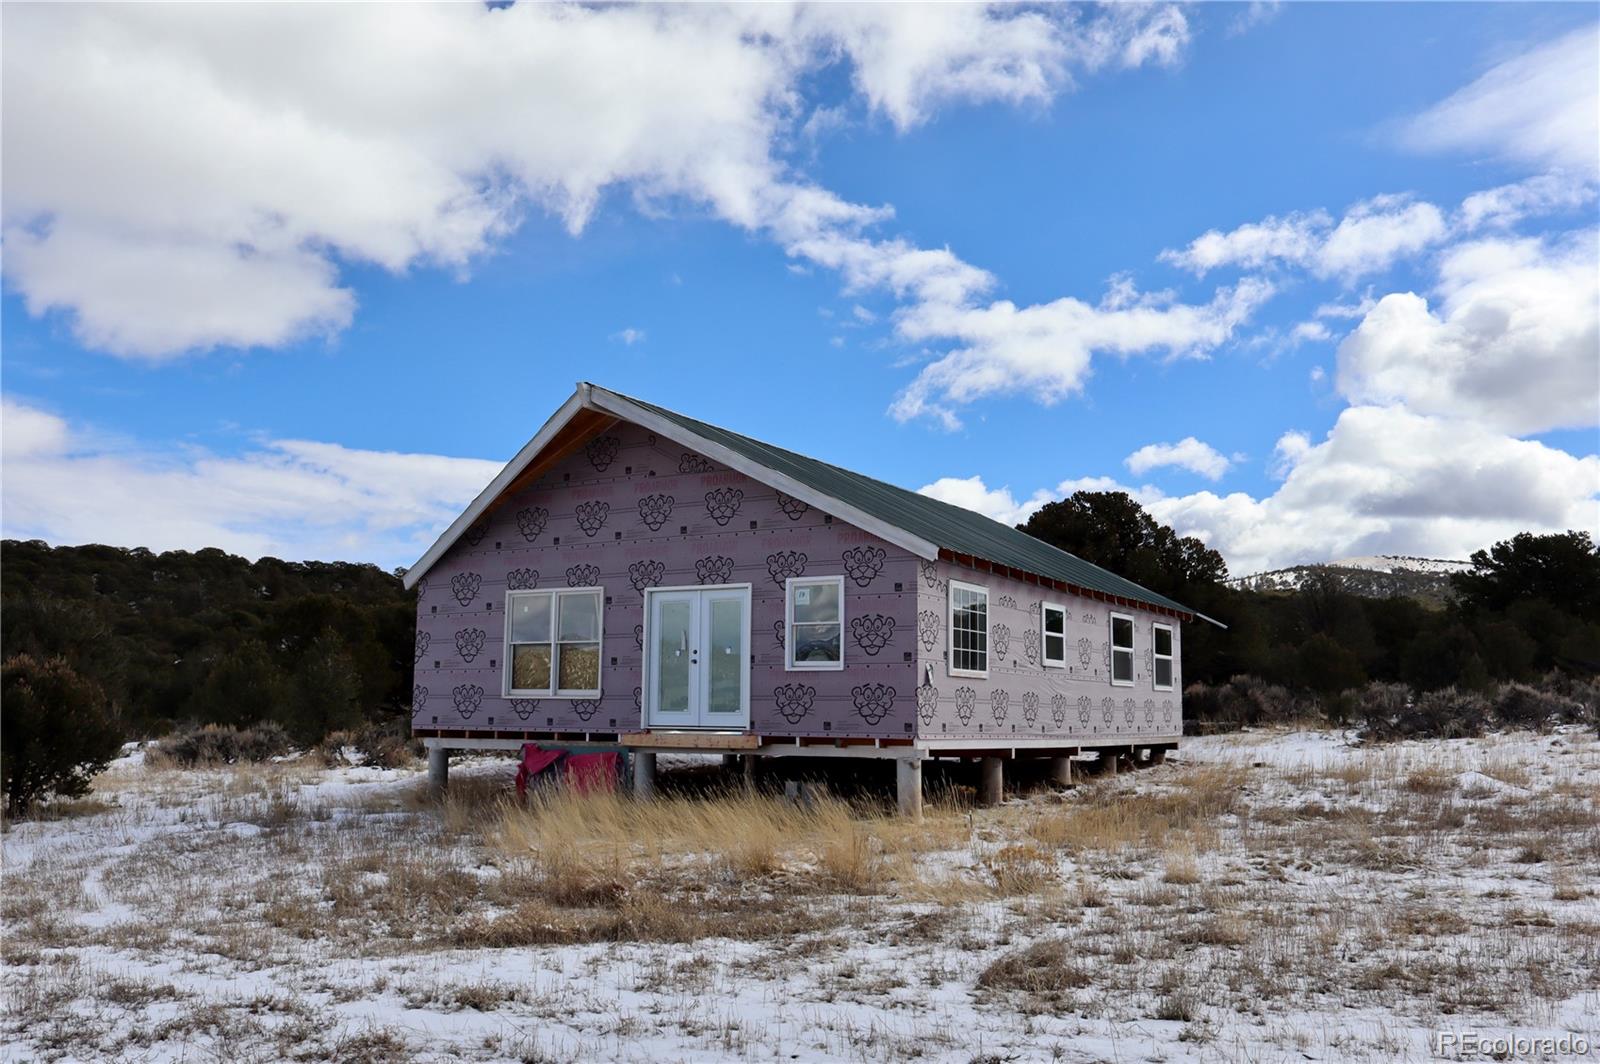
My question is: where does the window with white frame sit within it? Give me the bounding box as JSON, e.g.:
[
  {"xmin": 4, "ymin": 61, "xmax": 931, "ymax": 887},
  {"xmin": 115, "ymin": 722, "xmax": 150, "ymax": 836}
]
[
  {"xmin": 1152, "ymin": 622, "xmax": 1175, "ymax": 690},
  {"xmin": 786, "ymin": 575, "xmax": 844, "ymax": 669},
  {"xmin": 505, "ymin": 589, "xmax": 603, "ymax": 697},
  {"xmin": 949, "ymin": 581, "xmax": 989, "ymax": 677},
  {"xmin": 1109, "ymin": 612, "xmax": 1135, "ymax": 686},
  {"xmin": 1041, "ymin": 602, "xmax": 1067, "ymax": 668}
]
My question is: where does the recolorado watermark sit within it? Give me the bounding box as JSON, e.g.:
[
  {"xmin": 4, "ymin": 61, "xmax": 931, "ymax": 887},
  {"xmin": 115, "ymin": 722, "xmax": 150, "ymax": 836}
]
[{"xmin": 1434, "ymin": 1031, "xmax": 1591, "ymax": 1059}]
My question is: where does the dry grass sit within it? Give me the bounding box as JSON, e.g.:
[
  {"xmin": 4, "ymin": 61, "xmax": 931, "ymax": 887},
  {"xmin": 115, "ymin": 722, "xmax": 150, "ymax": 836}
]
[
  {"xmin": 4, "ymin": 730, "xmax": 1597, "ymax": 1063},
  {"xmin": 1026, "ymin": 764, "xmax": 1244, "ymax": 854}
]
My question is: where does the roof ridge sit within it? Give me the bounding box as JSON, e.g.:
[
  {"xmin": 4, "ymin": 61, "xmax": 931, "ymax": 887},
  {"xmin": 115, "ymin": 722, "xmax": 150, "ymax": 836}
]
[{"xmin": 592, "ymin": 382, "xmax": 1201, "ymax": 620}]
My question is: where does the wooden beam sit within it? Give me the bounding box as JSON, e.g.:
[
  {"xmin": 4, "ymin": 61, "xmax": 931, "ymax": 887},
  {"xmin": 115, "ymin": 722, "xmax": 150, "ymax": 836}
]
[{"xmin": 620, "ymin": 731, "xmax": 760, "ymax": 750}]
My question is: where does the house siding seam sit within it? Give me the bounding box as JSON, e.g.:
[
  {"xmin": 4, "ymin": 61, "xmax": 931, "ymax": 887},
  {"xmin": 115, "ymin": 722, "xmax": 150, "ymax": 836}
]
[
  {"xmin": 411, "ymin": 421, "xmax": 918, "ymax": 739},
  {"xmin": 911, "ymin": 559, "xmax": 1183, "ymax": 743}
]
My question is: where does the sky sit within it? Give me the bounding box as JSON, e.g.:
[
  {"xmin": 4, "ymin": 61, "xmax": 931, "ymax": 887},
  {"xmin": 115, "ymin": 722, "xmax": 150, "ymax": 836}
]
[{"xmin": 2, "ymin": 2, "xmax": 1596, "ymax": 578}]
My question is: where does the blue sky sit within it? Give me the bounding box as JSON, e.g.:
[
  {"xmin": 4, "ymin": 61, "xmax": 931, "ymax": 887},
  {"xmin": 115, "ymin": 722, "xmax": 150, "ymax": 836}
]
[{"xmin": 3, "ymin": 3, "xmax": 1596, "ymax": 575}]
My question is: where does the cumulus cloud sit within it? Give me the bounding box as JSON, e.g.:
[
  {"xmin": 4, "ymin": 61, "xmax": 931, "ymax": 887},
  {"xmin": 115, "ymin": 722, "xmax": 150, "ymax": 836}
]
[
  {"xmin": 1158, "ymin": 210, "xmax": 1329, "ymax": 275},
  {"xmin": 1161, "ymin": 194, "xmax": 1447, "ymax": 281},
  {"xmin": 1402, "ymin": 23, "xmax": 1600, "ymax": 172},
  {"xmin": 914, "ymin": 475, "xmax": 1060, "ymax": 527},
  {"xmin": 1125, "ymin": 437, "xmax": 1232, "ymax": 480},
  {"xmin": 1149, "ymin": 406, "xmax": 1600, "ymax": 575},
  {"xmin": 0, "ymin": 3, "xmax": 1189, "ymax": 360},
  {"xmin": 0, "ymin": 399, "xmax": 503, "ymax": 567},
  {"xmin": 1316, "ymin": 195, "xmax": 1448, "ymax": 281},
  {"xmin": 610, "ymin": 327, "xmax": 647, "ymax": 346},
  {"xmin": 1458, "ymin": 172, "xmax": 1597, "ymax": 231},
  {"xmin": 1336, "ymin": 230, "xmax": 1599, "ymax": 434},
  {"xmin": 889, "ymin": 275, "xmax": 1275, "ymax": 427},
  {"xmin": 1, "ymin": 398, "xmax": 71, "ymax": 460},
  {"xmin": 932, "ymin": 407, "xmax": 1599, "ymax": 576}
]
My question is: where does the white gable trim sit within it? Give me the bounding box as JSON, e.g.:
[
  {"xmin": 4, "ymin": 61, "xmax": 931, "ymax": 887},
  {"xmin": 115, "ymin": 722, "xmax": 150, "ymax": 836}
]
[
  {"xmin": 402, "ymin": 390, "xmax": 589, "ymax": 589},
  {"xmin": 402, "ymin": 383, "xmax": 937, "ymax": 590},
  {"xmin": 587, "ymin": 386, "xmax": 939, "ymax": 561}
]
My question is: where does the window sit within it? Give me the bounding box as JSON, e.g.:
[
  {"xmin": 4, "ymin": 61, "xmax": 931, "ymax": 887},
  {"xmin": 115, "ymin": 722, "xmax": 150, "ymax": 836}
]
[
  {"xmin": 1110, "ymin": 612, "xmax": 1134, "ymax": 686},
  {"xmin": 949, "ymin": 580, "xmax": 989, "ymax": 677},
  {"xmin": 505, "ymin": 589, "xmax": 603, "ymax": 697},
  {"xmin": 1041, "ymin": 603, "xmax": 1067, "ymax": 668},
  {"xmin": 1153, "ymin": 623, "xmax": 1174, "ymax": 690},
  {"xmin": 786, "ymin": 576, "xmax": 844, "ymax": 670}
]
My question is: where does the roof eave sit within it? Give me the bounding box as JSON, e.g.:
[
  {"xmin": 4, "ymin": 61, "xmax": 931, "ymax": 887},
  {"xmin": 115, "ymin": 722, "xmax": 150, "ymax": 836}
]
[
  {"xmin": 587, "ymin": 385, "xmax": 940, "ymax": 562},
  {"xmin": 401, "ymin": 387, "xmax": 590, "ymax": 589},
  {"xmin": 403, "ymin": 382, "xmax": 942, "ymax": 590}
]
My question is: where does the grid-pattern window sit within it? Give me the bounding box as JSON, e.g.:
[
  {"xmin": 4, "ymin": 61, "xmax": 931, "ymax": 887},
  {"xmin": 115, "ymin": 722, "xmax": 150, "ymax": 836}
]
[
  {"xmin": 1042, "ymin": 603, "xmax": 1067, "ymax": 668},
  {"xmin": 787, "ymin": 576, "xmax": 844, "ymax": 670},
  {"xmin": 949, "ymin": 581, "xmax": 989, "ymax": 677},
  {"xmin": 1110, "ymin": 612, "xmax": 1135, "ymax": 686},
  {"xmin": 1153, "ymin": 623, "xmax": 1174, "ymax": 690},
  {"xmin": 506, "ymin": 589, "xmax": 603, "ymax": 697}
]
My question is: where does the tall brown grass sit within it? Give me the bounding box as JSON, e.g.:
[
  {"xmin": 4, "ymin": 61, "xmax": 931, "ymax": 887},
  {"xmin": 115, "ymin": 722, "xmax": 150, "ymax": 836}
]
[{"xmin": 488, "ymin": 787, "xmax": 955, "ymax": 895}]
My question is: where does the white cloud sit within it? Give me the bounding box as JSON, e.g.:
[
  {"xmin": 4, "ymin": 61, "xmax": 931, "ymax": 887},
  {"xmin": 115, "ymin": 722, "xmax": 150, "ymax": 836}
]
[
  {"xmin": 1269, "ymin": 429, "xmax": 1313, "ymax": 479},
  {"xmin": 1403, "ymin": 23, "xmax": 1600, "ymax": 172},
  {"xmin": 1315, "ymin": 195, "xmax": 1448, "ymax": 281},
  {"xmin": 1161, "ymin": 194, "xmax": 1447, "ymax": 281},
  {"xmin": 939, "ymin": 406, "xmax": 1599, "ymax": 576},
  {"xmin": 814, "ymin": 4, "xmax": 1070, "ymax": 131},
  {"xmin": 1227, "ymin": 2, "xmax": 1281, "ymax": 37},
  {"xmin": 1336, "ymin": 229, "xmax": 1599, "ymax": 434},
  {"xmin": 610, "ymin": 327, "xmax": 647, "ymax": 346},
  {"xmin": 1125, "ymin": 437, "xmax": 1232, "ymax": 480},
  {"xmin": 1149, "ymin": 405, "xmax": 1600, "ymax": 575},
  {"xmin": 1458, "ymin": 172, "xmax": 1597, "ymax": 230},
  {"xmin": 1315, "ymin": 294, "xmax": 1377, "ymax": 320},
  {"xmin": 1291, "ymin": 321, "xmax": 1331, "ymax": 344},
  {"xmin": 1158, "ymin": 210, "xmax": 1328, "ymax": 274},
  {"xmin": 0, "ymin": 3, "xmax": 1189, "ymax": 360},
  {"xmin": 889, "ymin": 275, "xmax": 1275, "ymax": 427},
  {"xmin": 1, "ymin": 399, "xmax": 502, "ymax": 567},
  {"xmin": 915, "ymin": 475, "xmax": 1058, "ymax": 527},
  {"xmin": 1, "ymin": 398, "xmax": 70, "ymax": 460}
]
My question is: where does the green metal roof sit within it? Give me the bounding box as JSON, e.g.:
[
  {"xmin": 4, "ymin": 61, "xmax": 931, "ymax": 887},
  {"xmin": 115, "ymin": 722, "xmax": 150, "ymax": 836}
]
[{"xmin": 612, "ymin": 388, "xmax": 1199, "ymax": 619}]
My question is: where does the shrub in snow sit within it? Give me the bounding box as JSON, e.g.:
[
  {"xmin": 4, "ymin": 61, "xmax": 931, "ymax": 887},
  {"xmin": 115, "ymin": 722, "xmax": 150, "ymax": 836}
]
[
  {"xmin": 1389, "ymin": 687, "xmax": 1491, "ymax": 741},
  {"xmin": 1186, "ymin": 675, "xmax": 1320, "ymax": 732},
  {"xmin": 316, "ymin": 721, "xmax": 418, "ymax": 769},
  {"xmin": 1533, "ymin": 671, "xmax": 1600, "ymax": 720},
  {"xmin": 1354, "ymin": 681, "xmax": 1413, "ymax": 736},
  {"xmin": 159, "ymin": 722, "xmax": 293, "ymax": 766},
  {"xmin": 2, "ymin": 654, "xmax": 125, "ymax": 815},
  {"xmin": 1494, "ymin": 683, "xmax": 1583, "ymax": 729}
]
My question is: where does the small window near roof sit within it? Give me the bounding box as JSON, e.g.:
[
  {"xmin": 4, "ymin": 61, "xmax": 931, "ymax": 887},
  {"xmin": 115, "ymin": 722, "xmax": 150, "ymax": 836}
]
[
  {"xmin": 1110, "ymin": 612, "xmax": 1134, "ymax": 686},
  {"xmin": 786, "ymin": 576, "xmax": 844, "ymax": 670},
  {"xmin": 1152, "ymin": 622, "xmax": 1174, "ymax": 691},
  {"xmin": 949, "ymin": 581, "xmax": 989, "ymax": 677},
  {"xmin": 1041, "ymin": 603, "xmax": 1067, "ymax": 668}
]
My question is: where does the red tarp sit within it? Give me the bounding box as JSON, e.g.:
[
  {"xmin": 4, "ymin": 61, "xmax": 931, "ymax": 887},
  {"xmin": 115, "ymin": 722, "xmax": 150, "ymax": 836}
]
[
  {"xmin": 564, "ymin": 751, "xmax": 620, "ymax": 794},
  {"xmin": 514, "ymin": 743, "xmax": 564, "ymax": 798},
  {"xmin": 514, "ymin": 744, "xmax": 620, "ymax": 797}
]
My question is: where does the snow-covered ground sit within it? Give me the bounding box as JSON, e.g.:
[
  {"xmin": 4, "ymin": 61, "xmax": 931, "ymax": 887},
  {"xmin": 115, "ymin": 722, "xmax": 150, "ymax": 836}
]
[{"xmin": 3, "ymin": 728, "xmax": 1597, "ymax": 1062}]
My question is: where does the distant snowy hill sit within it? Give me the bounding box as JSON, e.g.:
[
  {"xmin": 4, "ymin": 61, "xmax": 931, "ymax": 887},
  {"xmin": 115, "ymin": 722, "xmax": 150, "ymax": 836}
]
[{"xmin": 1228, "ymin": 555, "xmax": 1471, "ymax": 605}]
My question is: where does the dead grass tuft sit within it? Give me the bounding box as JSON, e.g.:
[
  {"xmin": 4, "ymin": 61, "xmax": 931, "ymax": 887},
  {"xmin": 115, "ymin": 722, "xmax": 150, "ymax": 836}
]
[{"xmin": 977, "ymin": 937, "xmax": 1091, "ymax": 1002}]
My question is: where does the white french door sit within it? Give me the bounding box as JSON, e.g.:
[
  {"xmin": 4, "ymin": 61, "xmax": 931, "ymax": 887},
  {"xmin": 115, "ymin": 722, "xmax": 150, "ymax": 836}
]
[{"xmin": 645, "ymin": 585, "xmax": 751, "ymax": 729}]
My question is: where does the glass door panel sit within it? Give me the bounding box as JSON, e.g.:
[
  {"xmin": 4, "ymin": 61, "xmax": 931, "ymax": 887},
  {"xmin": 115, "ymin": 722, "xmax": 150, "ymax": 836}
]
[
  {"xmin": 704, "ymin": 594, "xmax": 746, "ymax": 719},
  {"xmin": 649, "ymin": 594, "xmax": 698, "ymax": 725}
]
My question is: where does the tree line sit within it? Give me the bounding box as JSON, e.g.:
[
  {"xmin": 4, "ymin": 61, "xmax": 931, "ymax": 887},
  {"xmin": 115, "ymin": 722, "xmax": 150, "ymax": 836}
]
[
  {"xmin": 1019, "ymin": 493, "xmax": 1600, "ymax": 698},
  {"xmin": 4, "ymin": 497, "xmax": 1597, "ymax": 811}
]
